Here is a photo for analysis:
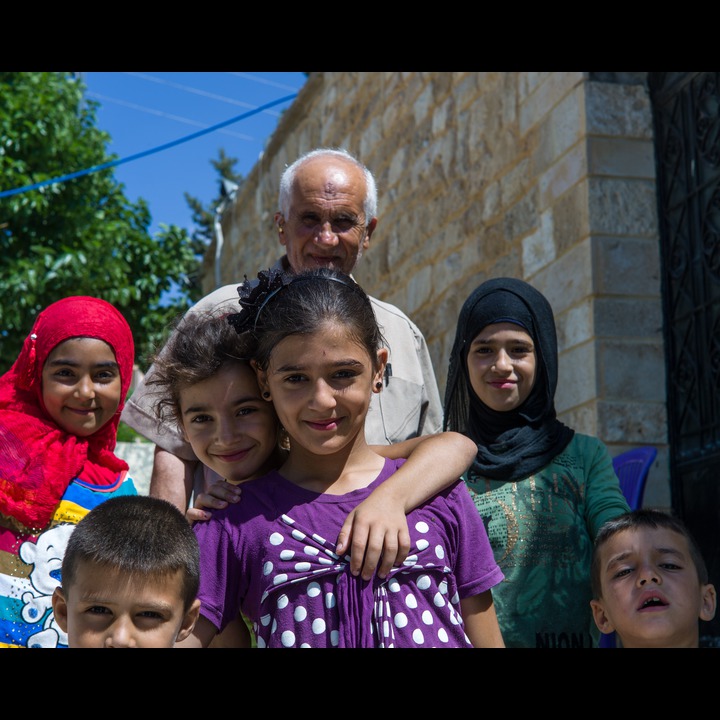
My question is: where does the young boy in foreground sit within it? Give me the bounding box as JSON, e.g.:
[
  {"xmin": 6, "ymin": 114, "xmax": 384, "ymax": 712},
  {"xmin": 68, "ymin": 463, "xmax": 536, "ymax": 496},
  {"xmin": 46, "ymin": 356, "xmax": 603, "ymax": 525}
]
[
  {"xmin": 52, "ymin": 495, "xmax": 201, "ymax": 648},
  {"xmin": 590, "ymin": 509, "xmax": 716, "ymax": 648}
]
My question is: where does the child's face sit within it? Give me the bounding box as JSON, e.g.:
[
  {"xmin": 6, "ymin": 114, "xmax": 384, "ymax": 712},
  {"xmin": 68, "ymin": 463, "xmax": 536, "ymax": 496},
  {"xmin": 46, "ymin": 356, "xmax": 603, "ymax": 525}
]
[
  {"xmin": 255, "ymin": 320, "xmax": 386, "ymax": 457},
  {"xmin": 41, "ymin": 338, "xmax": 122, "ymax": 437},
  {"xmin": 51, "ymin": 563, "xmax": 200, "ymax": 648},
  {"xmin": 180, "ymin": 363, "xmax": 281, "ymax": 484},
  {"xmin": 590, "ymin": 527, "xmax": 717, "ymax": 648},
  {"xmin": 466, "ymin": 323, "xmax": 537, "ymax": 413}
]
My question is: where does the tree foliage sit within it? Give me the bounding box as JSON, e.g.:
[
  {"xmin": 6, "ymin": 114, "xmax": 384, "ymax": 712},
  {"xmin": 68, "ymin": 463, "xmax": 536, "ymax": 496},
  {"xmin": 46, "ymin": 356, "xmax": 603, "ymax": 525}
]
[
  {"xmin": 0, "ymin": 71, "xmax": 204, "ymax": 372},
  {"xmin": 184, "ymin": 147, "xmax": 244, "ymax": 247}
]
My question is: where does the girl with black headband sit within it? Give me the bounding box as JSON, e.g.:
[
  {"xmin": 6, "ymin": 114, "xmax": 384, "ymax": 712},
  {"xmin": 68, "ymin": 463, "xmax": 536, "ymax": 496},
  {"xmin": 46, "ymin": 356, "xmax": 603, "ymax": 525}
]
[
  {"xmin": 181, "ymin": 268, "xmax": 505, "ymax": 648},
  {"xmin": 443, "ymin": 277, "xmax": 630, "ymax": 647}
]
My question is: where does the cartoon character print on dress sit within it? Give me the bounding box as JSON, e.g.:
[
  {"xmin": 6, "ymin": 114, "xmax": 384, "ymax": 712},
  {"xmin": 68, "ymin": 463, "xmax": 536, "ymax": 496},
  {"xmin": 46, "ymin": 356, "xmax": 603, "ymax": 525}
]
[
  {"xmin": 18, "ymin": 523, "xmax": 75, "ymax": 648},
  {"xmin": 0, "ymin": 473, "xmax": 137, "ymax": 648},
  {"xmin": 0, "ymin": 523, "xmax": 75, "ymax": 648}
]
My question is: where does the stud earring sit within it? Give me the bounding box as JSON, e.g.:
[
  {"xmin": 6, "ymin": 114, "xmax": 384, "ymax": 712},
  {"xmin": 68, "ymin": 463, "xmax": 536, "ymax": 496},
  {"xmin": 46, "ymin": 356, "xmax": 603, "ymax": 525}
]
[
  {"xmin": 262, "ymin": 391, "xmax": 271, "ymax": 399},
  {"xmin": 375, "ymin": 381, "xmax": 382, "ymax": 390},
  {"xmin": 278, "ymin": 225, "xmax": 284, "ymax": 233}
]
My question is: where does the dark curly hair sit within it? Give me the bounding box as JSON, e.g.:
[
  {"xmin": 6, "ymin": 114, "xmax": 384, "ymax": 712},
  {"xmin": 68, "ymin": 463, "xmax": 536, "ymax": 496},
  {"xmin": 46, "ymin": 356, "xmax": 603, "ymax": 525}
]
[{"xmin": 148, "ymin": 310, "xmax": 255, "ymax": 426}]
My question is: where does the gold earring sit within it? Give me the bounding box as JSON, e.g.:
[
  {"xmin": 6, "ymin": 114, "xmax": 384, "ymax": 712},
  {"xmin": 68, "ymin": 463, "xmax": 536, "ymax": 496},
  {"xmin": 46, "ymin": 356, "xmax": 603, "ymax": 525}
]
[{"xmin": 278, "ymin": 225, "xmax": 284, "ymax": 233}]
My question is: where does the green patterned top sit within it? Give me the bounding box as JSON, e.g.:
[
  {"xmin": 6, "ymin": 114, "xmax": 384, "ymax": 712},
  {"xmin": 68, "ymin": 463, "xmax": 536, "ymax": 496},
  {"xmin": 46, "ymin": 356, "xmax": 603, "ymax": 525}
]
[{"xmin": 465, "ymin": 433, "xmax": 630, "ymax": 648}]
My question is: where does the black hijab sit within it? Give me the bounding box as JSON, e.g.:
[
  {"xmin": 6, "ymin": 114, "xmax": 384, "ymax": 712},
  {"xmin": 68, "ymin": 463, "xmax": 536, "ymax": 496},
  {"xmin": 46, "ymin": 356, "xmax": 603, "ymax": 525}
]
[{"xmin": 443, "ymin": 277, "xmax": 574, "ymax": 482}]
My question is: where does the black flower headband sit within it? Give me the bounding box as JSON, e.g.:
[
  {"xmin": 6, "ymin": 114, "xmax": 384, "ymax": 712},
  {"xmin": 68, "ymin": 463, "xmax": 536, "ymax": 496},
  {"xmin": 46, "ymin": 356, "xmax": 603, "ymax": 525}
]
[
  {"xmin": 227, "ymin": 268, "xmax": 360, "ymax": 336},
  {"xmin": 227, "ymin": 268, "xmax": 291, "ymax": 335}
]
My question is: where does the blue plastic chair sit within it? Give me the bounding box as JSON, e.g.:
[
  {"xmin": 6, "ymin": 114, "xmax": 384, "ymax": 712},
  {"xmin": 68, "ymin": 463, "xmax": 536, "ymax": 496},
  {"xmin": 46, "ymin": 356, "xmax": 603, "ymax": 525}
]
[
  {"xmin": 612, "ymin": 446, "xmax": 657, "ymax": 511},
  {"xmin": 598, "ymin": 445, "xmax": 658, "ymax": 648}
]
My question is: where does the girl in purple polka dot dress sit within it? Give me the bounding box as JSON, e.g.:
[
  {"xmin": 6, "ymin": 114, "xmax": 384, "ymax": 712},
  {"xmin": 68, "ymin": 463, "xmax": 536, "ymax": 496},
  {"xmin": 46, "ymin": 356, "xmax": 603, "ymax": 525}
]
[{"xmin": 186, "ymin": 268, "xmax": 505, "ymax": 648}]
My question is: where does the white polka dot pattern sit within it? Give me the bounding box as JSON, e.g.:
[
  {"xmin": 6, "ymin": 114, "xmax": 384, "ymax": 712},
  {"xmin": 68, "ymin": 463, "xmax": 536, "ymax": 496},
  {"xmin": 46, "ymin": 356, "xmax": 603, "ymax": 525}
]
[{"xmin": 248, "ymin": 513, "xmax": 474, "ymax": 648}]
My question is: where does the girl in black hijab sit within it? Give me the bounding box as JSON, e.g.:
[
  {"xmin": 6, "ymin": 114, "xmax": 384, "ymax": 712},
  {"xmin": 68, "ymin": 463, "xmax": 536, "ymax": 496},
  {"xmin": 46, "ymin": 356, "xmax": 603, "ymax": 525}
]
[{"xmin": 444, "ymin": 277, "xmax": 629, "ymax": 648}]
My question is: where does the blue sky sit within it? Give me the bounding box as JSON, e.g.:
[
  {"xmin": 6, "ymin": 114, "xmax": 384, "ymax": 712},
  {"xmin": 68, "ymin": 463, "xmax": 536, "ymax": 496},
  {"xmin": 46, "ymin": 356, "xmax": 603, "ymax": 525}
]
[{"xmin": 81, "ymin": 72, "xmax": 308, "ymax": 236}]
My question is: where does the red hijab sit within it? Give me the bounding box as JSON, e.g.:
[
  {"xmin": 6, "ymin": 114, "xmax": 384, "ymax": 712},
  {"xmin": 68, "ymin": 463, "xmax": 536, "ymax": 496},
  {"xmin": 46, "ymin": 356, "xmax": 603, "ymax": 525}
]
[{"xmin": 0, "ymin": 297, "xmax": 134, "ymax": 530}]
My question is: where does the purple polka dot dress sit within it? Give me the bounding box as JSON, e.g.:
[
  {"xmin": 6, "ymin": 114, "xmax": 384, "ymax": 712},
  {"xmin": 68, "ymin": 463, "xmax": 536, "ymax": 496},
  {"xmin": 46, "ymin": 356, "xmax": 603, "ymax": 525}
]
[{"xmin": 194, "ymin": 458, "xmax": 503, "ymax": 648}]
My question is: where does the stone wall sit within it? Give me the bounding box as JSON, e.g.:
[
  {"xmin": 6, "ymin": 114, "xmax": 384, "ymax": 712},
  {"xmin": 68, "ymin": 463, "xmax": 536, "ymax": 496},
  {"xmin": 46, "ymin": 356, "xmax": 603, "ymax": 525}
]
[{"xmin": 206, "ymin": 71, "xmax": 669, "ymax": 508}]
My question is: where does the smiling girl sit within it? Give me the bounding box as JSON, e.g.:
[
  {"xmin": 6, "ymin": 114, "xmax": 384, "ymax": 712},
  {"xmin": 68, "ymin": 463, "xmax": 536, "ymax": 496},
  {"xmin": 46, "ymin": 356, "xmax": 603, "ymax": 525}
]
[
  {"xmin": 181, "ymin": 269, "xmax": 505, "ymax": 648},
  {"xmin": 443, "ymin": 277, "xmax": 630, "ymax": 647},
  {"xmin": 0, "ymin": 296, "xmax": 137, "ymax": 648}
]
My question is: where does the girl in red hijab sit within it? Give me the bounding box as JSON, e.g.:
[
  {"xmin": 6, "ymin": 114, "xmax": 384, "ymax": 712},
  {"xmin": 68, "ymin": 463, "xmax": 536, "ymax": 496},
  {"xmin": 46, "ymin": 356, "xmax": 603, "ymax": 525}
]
[{"xmin": 0, "ymin": 296, "xmax": 138, "ymax": 648}]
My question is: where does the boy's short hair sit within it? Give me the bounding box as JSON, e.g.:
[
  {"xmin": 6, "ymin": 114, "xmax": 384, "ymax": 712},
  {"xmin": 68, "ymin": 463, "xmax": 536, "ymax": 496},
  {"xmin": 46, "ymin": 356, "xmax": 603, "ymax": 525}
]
[
  {"xmin": 591, "ymin": 508, "xmax": 708, "ymax": 599},
  {"xmin": 61, "ymin": 495, "xmax": 200, "ymax": 611}
]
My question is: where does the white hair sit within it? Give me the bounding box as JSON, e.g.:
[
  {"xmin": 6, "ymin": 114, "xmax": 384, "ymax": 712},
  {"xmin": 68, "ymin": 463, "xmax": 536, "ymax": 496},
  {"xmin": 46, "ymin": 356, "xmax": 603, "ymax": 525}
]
[{"xmin": 278, "ymin": 148, "xmax": 378, "ymax": 222}]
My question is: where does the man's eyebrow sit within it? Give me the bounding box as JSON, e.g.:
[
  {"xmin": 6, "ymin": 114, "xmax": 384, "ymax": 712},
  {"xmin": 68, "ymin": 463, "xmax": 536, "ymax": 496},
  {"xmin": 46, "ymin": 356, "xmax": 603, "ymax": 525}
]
[{"xmin": 300, "ymin": 210, "xmax": 359, "ymax": 219}]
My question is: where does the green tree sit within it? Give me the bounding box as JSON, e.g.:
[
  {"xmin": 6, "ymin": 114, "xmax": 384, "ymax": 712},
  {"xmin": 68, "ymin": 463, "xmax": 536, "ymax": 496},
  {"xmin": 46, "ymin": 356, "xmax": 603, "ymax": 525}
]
[
  {"xmin": 184, "ymin": 147, "xmax": 243, "ymax": 248},
  {"xmin": 0, "ymin": 71, "xmax": 204, "ymax": 374}
]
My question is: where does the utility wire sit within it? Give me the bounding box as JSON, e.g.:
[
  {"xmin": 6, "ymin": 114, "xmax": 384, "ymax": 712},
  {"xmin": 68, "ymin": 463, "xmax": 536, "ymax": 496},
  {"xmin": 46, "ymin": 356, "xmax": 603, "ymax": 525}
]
[
  {"xmin": 0, "ymin": 93, "xmax": 298, "ymax": 200},
  {"xmin": 226, "ymin": 72, "xmax": 301, "ymax": 93},
  {"xmin": 124, "ymin": 72, "xmax": 284, "ymax": 117},
  {"xmin": 87, "ymin": 92, "xmax": 256, "ymax": 141}
]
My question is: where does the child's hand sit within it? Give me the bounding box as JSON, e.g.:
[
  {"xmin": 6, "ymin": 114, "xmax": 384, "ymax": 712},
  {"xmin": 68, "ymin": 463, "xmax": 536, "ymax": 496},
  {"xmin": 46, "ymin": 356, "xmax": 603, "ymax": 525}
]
[
  {"xmin": 336, "ymin": 491, "xmax": 411, "ymax": 581},
  {"xmin": 186, "ymin": 480, "xmax": 242, "ymax": 525}
]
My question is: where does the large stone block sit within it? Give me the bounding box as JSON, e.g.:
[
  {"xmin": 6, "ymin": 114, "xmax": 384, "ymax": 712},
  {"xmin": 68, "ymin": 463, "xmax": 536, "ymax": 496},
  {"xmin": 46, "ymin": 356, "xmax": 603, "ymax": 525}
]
[
  {"xmin": 533, "ymin": 239, "xmax": 593, "ymax": 314},
  {"xmin": 587, "ymin": 136, "xmax": 656, "ymax": 178},
  {"xmin": 538, "ymin": 141, "xmax": 588, "ymax": 207},
  {"xmin": 599, "ymin": 340, "xmax": 666, "ymax": 402},
  {"xmin": 588, "ymin": 177, "xmax": 659, "ymax": 236},
  {"xmin": 502, "ymin": 187, "xmax": 539, "ymax": 243},
  {"xmin": 598, "ymin": 400, "xmax": 668, "ymax": 443},
  {"xmin": 552, "ymin": 181, "xmax": 591, "ymax": 255},
  {"xmin": 534, "ymin": 86, "xmax": 585, "ymax": 172},
  {"xmin": 592, "ymin": 235, "xmax": 661, "ymax": 296},
  {"xmin": 522, "ymin": 209, "xmax": 556, "ymax": 277},
  {"xmin": 555, "ymin": 298, "xmax": 594, "ymax": 349},
  {"xmin": 585, "ymin": 81, "xmax": 654, "ymax": 139},
  {"xmin": 594, "ymin": 297, "xmax": 664, "ymax": 338},
  {"xmin": 519, "ymin": 72, "xmax": 586, "ymax": 135},
  {"xmin": 557, "ymin": 341, "xmax": 597, "ymax": 411},
  {"xmin": 559, "ymin": 402, "xmax": 599, "ymax": 436}
]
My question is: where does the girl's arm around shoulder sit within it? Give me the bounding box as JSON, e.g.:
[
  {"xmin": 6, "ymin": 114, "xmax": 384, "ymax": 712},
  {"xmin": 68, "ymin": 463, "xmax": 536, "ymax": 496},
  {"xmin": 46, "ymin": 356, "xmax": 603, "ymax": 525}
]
[{"xmin": 336, "ymin": 432, "xmax": 477, "ymax": 582}]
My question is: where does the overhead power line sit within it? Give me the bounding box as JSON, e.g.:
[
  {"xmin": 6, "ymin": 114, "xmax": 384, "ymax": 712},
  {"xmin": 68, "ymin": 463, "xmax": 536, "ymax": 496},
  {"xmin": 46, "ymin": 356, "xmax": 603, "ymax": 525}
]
[
  {"xmin": 87, "ymin": 92, "xmax": 256, "ymax": 142},
  {"xmin": 124, "ymin": 72, "xmax": 285, "ymax": 117},
  {"xmin": 0, "ymin": 93, "xmax": 298, "ymax": 200}
]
